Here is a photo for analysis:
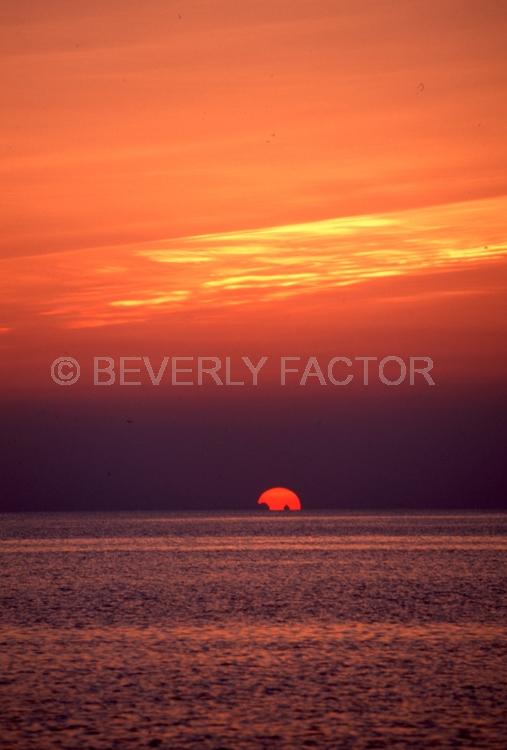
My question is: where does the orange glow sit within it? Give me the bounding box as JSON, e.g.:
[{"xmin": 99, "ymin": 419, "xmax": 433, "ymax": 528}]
[
  {"xmin": 258, "ymin": 488, "xmax": 302, "ymax": 512},
  {"xmin": 1, "ymin": 2, "xmax": 507, "ymax": 391},
  {"xmin": 1, "ymin": 197, "xmax": 506, "ymax": 331}
]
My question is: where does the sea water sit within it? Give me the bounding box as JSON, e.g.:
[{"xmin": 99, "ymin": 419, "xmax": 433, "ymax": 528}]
[{"xmin": 1, "ymin": 513, "xmax": 506, "ymax": 749}]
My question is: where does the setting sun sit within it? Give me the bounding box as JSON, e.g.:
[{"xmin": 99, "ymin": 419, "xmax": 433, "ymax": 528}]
[{"xmin": 258, "ymin": 487, "xmax": 302, "ymax": 512}]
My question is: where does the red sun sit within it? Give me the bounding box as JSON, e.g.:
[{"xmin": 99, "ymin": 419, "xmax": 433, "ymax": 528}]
[{"xmin": 257, "ymin": 487, "xmax": 302, "ymax": 512}]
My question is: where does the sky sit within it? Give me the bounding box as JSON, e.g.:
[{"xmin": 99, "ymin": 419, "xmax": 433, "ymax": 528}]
[{"xmin": 1, "ymin": 1, "xmax": 506, "ymax": 510}]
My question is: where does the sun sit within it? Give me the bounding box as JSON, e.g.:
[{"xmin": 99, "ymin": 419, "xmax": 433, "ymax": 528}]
[{"xmin": 257, "ymin": 487, "xmax": 302, "ymax": 512}]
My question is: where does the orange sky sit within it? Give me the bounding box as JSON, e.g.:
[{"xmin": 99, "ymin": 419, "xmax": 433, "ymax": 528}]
[{"xmin": 1, "ymin": 1, "xmax": 507, "ymax": 390}]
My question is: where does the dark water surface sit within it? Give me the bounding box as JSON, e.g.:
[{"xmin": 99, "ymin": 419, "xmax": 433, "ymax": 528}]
[{"xmin": 1, "ymin": 513, "xmax": 506, "ymax": 749}]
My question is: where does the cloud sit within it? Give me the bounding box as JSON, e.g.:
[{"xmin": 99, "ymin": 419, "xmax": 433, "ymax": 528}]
[{"xmin": 1, "ymin": 195, "xmax": 506, "ymax": 332}]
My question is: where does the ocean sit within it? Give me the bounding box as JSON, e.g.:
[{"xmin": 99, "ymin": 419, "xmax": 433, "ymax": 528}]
[{"xmin": 1, "ymin": 513, "xmax": 506, "ymax": 749}]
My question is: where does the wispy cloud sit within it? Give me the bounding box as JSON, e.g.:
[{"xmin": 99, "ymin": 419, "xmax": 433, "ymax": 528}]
[
  {"xmin": 1, "ymin": 196, "xmax": 506, "ymax": 331},
  {"xmin": 109, "ymin": 291, "xmax": 189, "ymax": 308}
]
